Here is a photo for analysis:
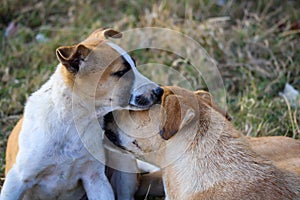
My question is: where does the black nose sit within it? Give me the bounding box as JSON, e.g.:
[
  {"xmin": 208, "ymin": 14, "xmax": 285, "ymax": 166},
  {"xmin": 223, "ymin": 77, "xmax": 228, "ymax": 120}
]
[{"xmin": 152, "ymin": 87, "xmax": 164, "ymax": 98}]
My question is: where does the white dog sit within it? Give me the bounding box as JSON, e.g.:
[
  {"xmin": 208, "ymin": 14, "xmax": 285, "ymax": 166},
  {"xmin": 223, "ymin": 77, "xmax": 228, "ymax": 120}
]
[{"xmin": 2, "ymin": 28, "xmax": 163, "ymax": 200}]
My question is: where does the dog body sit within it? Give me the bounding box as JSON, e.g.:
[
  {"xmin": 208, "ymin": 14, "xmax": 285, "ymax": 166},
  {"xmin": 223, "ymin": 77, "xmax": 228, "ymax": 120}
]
[
  {"xmin": 105, "ymin": 86, "xmax": 300, "ymax": 200},
  {"xmin": 135, "ymin": 135, "xmax": 300, "ymax": 198},
  {"xmin": 2, "ymin": 28, "xmax": 162, "ymax": 200},
  {"xmin": 249, "ymin": 136, "xmax": 300, "ymax": 175}
]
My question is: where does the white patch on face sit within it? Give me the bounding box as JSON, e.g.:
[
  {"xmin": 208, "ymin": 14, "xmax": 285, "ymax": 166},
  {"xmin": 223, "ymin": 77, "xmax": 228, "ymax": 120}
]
[
  {"xmin": 106, "ymin": 41, "xmax": 160, "ymax": 108},
  {"xmin": 106, "ymin": 42, "xmax": 137, "ymax": 71}
]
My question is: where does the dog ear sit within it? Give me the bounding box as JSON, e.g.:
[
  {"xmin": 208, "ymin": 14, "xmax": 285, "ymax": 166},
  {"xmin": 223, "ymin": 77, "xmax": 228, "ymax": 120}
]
[
  {"xmin": 84, "ymin": 28, "xmax": 122, "ymax": 42},
  {"xmin": 103, "ymin": 28, "xmax": 122, "ymax": 39},
  {"xmin": 194, "ymin": 90, "xmax": 232, "ymax": 121},
  {"xmin": 159, "ymin": 95, "xmax": 195, "ymax": 140},
  {"xmin": 194, "ymin": 90, "xmax": 212, "ymax": 102},
  {"xmin": 56, "ymin": 44, "xmax": 91, "ymax": 73}
]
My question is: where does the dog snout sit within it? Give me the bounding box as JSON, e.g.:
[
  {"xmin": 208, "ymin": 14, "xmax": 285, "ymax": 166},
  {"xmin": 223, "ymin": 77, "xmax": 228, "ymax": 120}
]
[
  {"xmin": 129, "ymin": 68, "xmax": 162, "ymax": 108},
  {"xmin": 129, "ymin": 86, "xmax": 163, "ymax": 109},
  {"xmin": 133, "ymin": 95, "xmax": 151, "ymax": 107}
]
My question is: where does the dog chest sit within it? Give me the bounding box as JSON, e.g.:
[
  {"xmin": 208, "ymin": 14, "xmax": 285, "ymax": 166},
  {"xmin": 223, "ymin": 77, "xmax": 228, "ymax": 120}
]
[
  {"xmin": 23, "ymin": 161, "xmax": 86, "ymax": 200},
  {"xmin": 24, "ymin": 145, "xmax": 98, "ymax": 200}
]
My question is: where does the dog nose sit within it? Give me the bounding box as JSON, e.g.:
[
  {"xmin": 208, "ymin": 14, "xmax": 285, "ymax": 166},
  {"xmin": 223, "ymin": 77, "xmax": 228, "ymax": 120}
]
[
  {"xmin": 129, "ymin": 86, "xmax": 163, "ymax": 109},
  {"xmin": 152, "ymin": 87, "xmax": 163, "ymax": 99}
]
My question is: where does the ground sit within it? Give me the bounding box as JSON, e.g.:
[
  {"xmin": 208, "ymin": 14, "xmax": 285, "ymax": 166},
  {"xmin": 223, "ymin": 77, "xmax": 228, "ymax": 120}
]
[{"xmin": 0, "ymin": 0, "xmax": 299, "ymax": 197}]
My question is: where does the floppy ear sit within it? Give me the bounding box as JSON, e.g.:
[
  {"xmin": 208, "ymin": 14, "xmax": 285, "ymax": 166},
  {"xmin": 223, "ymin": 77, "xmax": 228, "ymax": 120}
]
[
  {"xmin": 194, "ymin": 90, "xmax": 232, "ymax": 121},
  {"xmin": 56, "ymin": 44, "xmax": 91, "ymax": 73},
  {"xmin": 159, "ymin": 95, "xmax": 195, "ymax": 140}
]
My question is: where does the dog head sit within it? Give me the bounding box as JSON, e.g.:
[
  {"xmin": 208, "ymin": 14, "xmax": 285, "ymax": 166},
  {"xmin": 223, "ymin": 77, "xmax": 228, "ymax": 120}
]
[
  {"xmin": 56, "ymin": 28, "xmax": 163, "ymax": 115},
  {"xmin": 104, "ymin": 86, "xmax": 230, "ymax": 162}
]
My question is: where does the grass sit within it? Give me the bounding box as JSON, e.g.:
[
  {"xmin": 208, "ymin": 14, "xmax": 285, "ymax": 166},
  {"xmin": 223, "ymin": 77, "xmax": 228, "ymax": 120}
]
[{"xmin": 0, "ymin": 0, "xmax": 299, "ymax": 196}]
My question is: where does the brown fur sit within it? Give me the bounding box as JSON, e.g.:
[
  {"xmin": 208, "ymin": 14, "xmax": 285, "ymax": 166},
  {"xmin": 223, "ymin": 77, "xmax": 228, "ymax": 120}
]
[
  {"xmin": 136, "ymin": 136, "xmax": 300, "ymax": 198},
  {"xmin": 5, "ymin": 117, "xmax": 23, "ymax": 175},
  {"xmin": 249, "ymin": 136, "xmax": 300, "ymax": 175},
  {"xmin": 107, "ymin": 86, "xmax": 300, "ymax": 199},
  {"xmin": 194, "ymin": 90, "xmax": 232, "ymax": 121},
  {"xmin": 136, "ymin": 135, "xmax": 300, "ymax": 197},
  {"xmin": 52, "ymin": 28, "xmax": 146, "ymax": 113}
]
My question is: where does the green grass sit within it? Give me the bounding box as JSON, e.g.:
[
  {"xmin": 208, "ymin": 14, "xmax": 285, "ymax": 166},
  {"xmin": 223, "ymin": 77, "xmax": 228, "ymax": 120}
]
[{"xmin": 0, "ymin": 0, "xmax": 299, "ymax": 196}]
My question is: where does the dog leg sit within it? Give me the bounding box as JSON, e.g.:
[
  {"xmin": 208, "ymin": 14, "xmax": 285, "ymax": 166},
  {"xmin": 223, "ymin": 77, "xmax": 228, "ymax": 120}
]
[
  {"xmin": 82, "ymin": 164, "xmax": 114, "ymax": 200},
  {"xmin": 104, "ymin": 141, "xmax": 140, "ymax": 200},
  {"xmin": 110, "ymin": 170, "xmax": 137, "ymax": 200},
  {"xmin": 0, "ymin": 166, "xmax": 31, "ymax": 200},
  {"xmin": 83, "ymin": 175, "xmax": 114, "ymax": 200}
]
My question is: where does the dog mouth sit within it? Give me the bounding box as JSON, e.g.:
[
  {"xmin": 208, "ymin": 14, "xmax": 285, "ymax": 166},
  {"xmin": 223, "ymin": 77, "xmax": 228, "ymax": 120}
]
[
  {"xmin": 102, "ymin": 112, "xmax": 126, "ymax": 149},
  {"xmin": 102, "ymin": 112, "xmax": 144, "ymax": 154},
  {"xmin": 104, "ymin": 129, "xmax": 125, "ymax": 149}
]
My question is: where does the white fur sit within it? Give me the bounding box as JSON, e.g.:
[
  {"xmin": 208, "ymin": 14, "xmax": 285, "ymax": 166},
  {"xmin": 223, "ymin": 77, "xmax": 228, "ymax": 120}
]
[
  {"xmin": 136, "ymin": 160, "xmax": 160, "ymax": 173},
  {"xmin": 1, "ymin": 65, "xmax": 114, "ymax": 200},
  {"xmin": 1, "ymin": 39, "xmax": 160, "ymax": 200},
  {"xmin": 106, "ymin": 42, "xmax": 136, "ymax": 69},
  {"xmin": 106, "ymin": 42, "xmax": 158, "ymax": 106}
]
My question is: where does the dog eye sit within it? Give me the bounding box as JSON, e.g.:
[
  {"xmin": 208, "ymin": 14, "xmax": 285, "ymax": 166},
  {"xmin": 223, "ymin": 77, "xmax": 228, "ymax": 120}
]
[{"xmin": 112, "ymin": 68, "xmax": 131, "ymax": 77}]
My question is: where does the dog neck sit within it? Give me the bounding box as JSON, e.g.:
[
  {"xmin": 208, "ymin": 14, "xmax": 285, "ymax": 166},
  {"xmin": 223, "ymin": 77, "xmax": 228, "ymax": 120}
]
[
  {"xmin": 51, "ymin": 65, "xmax": 74, "ymax": 118},
  {"xmin": 26, "ymin": 64, "xmax": 100, "ymax": 133},
  {"xmin": 23, "ymin": 64, "xmax": 105, "ymax": 161}
]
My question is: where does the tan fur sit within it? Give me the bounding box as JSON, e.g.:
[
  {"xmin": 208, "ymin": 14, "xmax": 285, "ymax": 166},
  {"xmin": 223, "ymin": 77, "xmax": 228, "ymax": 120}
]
[
  {"xmin": 107, "ymin": 86, "xmax": 300, "ymax": 200},
  {"xmin": 5, "ymin": 118, "xmax": 23, "ymax": 175},
  {"xmin": 137, "ymin": 135, "xmax": 300, "ymax": 197},
  {"xmin": 249, "ymin": 136, "xmax": 300, "ymax": 175},
  {"xmin": 194, "ymin": 90, "xmax": 232, "ymax": 121},
  {"xmin": 57, "ymin": 39, "xmax": 135, "ymax": 109},
  {"xmin": 60, "ymin": 66, "xmax": 76, "ymax": 87},
  {"xmin": 107, "ymin": 87, "xmax": 300, "ymax": 197}
]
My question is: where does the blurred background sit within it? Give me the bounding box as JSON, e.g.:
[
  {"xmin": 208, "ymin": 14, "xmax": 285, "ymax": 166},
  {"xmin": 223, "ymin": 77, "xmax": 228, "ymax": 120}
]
[{"xmin": 0, "ymin": 0, "xmax": 299, "ymax": 183}]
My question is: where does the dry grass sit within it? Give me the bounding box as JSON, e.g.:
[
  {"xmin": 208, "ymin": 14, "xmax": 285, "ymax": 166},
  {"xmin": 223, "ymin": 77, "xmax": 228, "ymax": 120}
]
[{"xmin": 0, "ymin": 0, "xmax": 299, "ymax": 198}]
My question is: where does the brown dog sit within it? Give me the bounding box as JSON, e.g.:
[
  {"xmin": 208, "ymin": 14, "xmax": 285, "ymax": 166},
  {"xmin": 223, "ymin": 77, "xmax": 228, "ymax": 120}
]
[{"xmin": 104, "ymin": 86, "xmax": 300, "ymax": 200}]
